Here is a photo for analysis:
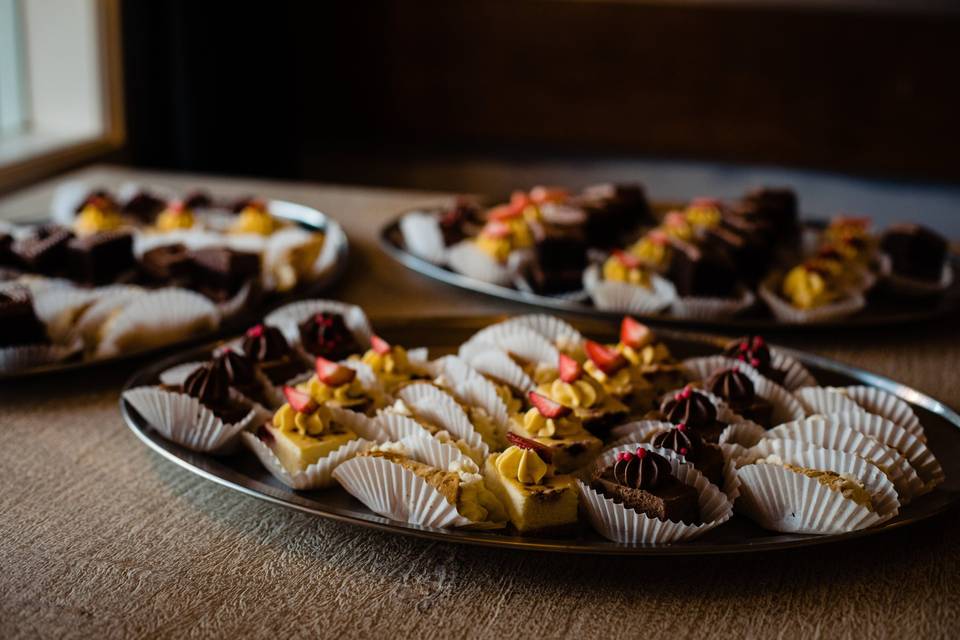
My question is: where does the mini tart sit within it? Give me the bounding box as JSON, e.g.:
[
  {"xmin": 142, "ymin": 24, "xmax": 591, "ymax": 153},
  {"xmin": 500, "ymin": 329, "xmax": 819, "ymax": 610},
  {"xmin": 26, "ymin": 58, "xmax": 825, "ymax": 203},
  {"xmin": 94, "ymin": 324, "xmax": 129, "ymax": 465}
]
[
  {"xmin": 261, "ymin": 403, "xmax": 359, "ymax": 473},
  {"xmin": 534, "ymin": 376, "xmax": 628, "ymax": 436},
  {"xmin": 357, "ymin": 343, "xmax": 429, "ymax": 393},
  {"xmin": 296, "ymin": 371, "xmax": 384, "ymax": 416},
  {"xmin": 582, "ymin": 354, "xmax": 655, "ymax": 414},
  {"xmin": 482, "ymin": 447, "xmax": 579, "ymax": 535},
  {"xmin": 509, "ymin": 408, "xmax": 601, "ymax": 473}
]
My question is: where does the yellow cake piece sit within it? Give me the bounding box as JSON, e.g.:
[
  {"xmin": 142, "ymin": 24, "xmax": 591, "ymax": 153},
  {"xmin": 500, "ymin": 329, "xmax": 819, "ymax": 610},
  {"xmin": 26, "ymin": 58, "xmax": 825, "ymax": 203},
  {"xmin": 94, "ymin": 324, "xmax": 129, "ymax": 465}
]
[
  {"xmin": 266, "ymin": 404, "xmax": 358, "ymax": 473},
  {"xmin": 483, "ymin": 450, "xmax": 578, "ymax": 534}
]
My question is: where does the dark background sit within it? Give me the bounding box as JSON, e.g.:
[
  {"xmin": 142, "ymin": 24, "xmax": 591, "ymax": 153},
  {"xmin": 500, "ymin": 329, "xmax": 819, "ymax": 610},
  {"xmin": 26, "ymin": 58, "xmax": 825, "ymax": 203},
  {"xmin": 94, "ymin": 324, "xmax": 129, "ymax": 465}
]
[{"xmin": 120, "ymin": 1, "xmax": 960, "ymax": 192}]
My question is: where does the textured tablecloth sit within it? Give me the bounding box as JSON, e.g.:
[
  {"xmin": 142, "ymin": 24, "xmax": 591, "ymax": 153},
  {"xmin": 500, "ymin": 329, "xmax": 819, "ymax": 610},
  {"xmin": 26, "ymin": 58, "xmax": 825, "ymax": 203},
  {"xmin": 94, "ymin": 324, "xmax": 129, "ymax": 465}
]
[{"xmin": 2, "ymin": 166, "xmax": 959, "ymax": 639}]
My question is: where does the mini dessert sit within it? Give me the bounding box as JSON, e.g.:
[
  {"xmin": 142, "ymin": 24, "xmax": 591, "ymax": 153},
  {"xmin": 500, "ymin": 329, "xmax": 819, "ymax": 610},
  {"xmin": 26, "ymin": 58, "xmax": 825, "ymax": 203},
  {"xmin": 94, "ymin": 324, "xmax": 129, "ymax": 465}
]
[
  {"xmin": 180, "ymin": 360, "xmax": 252, "ymax": 424},
  {"xmin": 482, "ymin": 433, "xmax": 579, "ymax": 534},
  {"xmin": 154, "ymin": 201, "xmax": 196, "ymax": 231},
  {"xmin": 652, "ymin": 424, "xmax": 726, "ymax": 489},
  {"xmin": 437, "ymin": 197, "xmax": 484, "ymax": 246},
  {"xmin": 534, "ymin": 353, "xmax": 628, "ymax": 435},
  {"xmin": 723, "ymin": 335, "xmax": 786, "ymax": 386},
  {"xmin": 706, "ymin": 367, "xmax": 774, "ymax": 427},
  {"xmin": 231, "ymin": 200, "xmax": 281, "ymax": 235},
  {"xmin": 73, "ymin": 195, "xmax": 124, "ymax": 236},
  {"xmin": 577, "ymin": 183, "xmax": 652, "ymax": 248},
  {"xmin": 684, "ymin": 197, "xmax": 724, "ymax": 231},
  {"xmin": 358, "ymin": 335, "xmax": 428, "ymax": 392},
  {"xmin": 0, "ymin": 286, "xmax": 49, "ymax": 347},
  {"xmin": 297, "ymin": 312, "xmax": 362, "ymax": 361},
  {"xmin": 13, "ymin": 225, "xmax": 74, "ymax": 275},
  {"xmin": 266, "ymin": 229, "xmax": 326, "ymax": 292},
  {"xmin": 189, "ymin": 247, "xmax": 261, "ymax": 302},
  {"xmin": 298, "ymin": 356, "xmax": 381, "ymax": 414},
  {"xmin": 614, "ymin": 317, "xmax": 688, "ymax": 400},
  {"xmin": 140, "ymin": 243, "xmax": 192, "ymax": 282},
  {"xmin": 473, "ymin": 216, "xmax": 534, "ymax": 264},
  {"xmin": 659, "ymin": 387, "xmax": 728, "ymax": 443},
  {"xmin": 627, "ymin": 230, "xmax": 672, "ymax": 272},
  {"xmin": 660, "ymin": 210, "xmax": 696, "ymax": 243},
  {"xmin": 259, "ymin": 386, "xmax": 359, "ymax": 473},
  {"xmin": 881, "ymin": 224, "xmax": 949, "ymax": 283},
  {"xmin": 241, "ymin": 324, "xmax": 306, "ymax": 386},
  {"xmin": 737, "ymin": 187, "xmax": 798, "ymax": 240},
  {"xmin": 582, "ymin": 336, "xmax": 657, "ymax": 413},
  {"xmin": 66, "ymin": 231, "xmax": 136, "ymax": 284},
  {"xmin": 781, "ymin": 261, "xmax": 841, "ymax": 309},
  {"xmin": 212, "ymin": 349, "xmax": 272, "ymax": 408},
  {"xmin": 590, "ymin": 448, "xmax": 700, "ymax": 523},
  {"xmin": 509, "ymin": 391, "xmax": 602, "ymax": 473},
  {"xmin": 666, "ymin": 238, "xmax": 739, "ymax": 298},
  {"xmin": 601, "ymin": 250, "xmax": 654, "ymax": 288},
  {"xmin": 121, "ymin": 190, "xmax": 167, "ymax": 223},
  {"xmin": 526, "ymin": 224, "xmax": 588, "ymax": 294}
]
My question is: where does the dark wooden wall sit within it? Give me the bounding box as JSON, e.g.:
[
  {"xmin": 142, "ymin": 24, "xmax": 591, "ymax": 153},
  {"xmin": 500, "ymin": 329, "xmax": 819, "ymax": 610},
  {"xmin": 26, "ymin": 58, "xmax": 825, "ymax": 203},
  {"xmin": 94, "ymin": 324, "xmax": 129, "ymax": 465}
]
[{"xmin": 121, "ymin": 1, "xmax": 960, "ymax": 184}]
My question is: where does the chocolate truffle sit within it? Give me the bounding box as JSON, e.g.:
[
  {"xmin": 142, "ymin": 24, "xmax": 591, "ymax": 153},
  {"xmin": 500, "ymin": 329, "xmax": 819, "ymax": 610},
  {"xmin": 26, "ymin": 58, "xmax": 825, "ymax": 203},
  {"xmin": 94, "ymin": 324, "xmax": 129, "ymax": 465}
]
[
  {"xmin": 652, "ymin": 424, "xmax": 726, "ymax": 489},
  {"xmin": 659, "ymin": 388, "xmax": 727, "ymax": 443},
  {"xmin": 181, "ymin": 361, "xmax": 251, "ymax": 424},
  {"xmin": 242, "ymin": 324, "xmax": 306, "ymax": 385},
  {"xmin": 722, "ymin": 335, "xmax": 786, "ymax": 386},
  {"xmin": 706, "ymin": 367, "xmax": 774, "ymax": 427}
]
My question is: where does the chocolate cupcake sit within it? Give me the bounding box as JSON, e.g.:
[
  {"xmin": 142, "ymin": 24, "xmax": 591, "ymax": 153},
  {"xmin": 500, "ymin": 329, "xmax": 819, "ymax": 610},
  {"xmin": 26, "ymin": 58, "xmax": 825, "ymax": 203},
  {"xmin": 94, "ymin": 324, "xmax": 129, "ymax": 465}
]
[
  {"xmin": 181, "ymin": 361, "xmax": 251, "ymax": 424},
  {"xmin": 212, "ymin": 349, "xmax": 272, "ymax": 408},
  {"xmin": 707, "ymin": 367, "xmax": 774, "ymax": 427},
  {"xmin": 659, "ymin": 388, "xmax": 727, "ymax": 443},
  {"xmin": 652, "ymin": 424, "xmax": 725, "ymax": 489},
  {"xmin": 297, "ymin": 312, "xmax": 362, "ymax": 360},
  {"xmin": 590, "ymin": 448, "xmax": 700, "ymax": 523},
  {"xmin": 242, "ymin": 324, "xmax": 306, "ymax": 386},
  {"xmin": 722, "ymin": 335, "xmax": 787, "ymax": 386}
]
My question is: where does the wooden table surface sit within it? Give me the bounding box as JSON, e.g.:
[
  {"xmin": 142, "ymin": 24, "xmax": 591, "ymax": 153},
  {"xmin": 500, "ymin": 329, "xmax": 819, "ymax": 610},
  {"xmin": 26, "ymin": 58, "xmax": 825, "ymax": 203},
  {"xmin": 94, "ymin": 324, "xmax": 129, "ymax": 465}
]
[{"xmin": 1, "ymin": 165, "xmax": 959, "ymax": 639}]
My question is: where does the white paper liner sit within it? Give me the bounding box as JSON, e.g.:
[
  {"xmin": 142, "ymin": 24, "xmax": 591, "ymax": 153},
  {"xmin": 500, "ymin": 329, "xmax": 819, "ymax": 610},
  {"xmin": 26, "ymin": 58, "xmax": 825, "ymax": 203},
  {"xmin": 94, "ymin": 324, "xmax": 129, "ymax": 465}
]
[
  {"xmin": 95, "ymin": 288, "xmax": 221, "ymax": 358},
  {"xmin": 841, "ymin": 386, "xmax": 924, "ymax": 442},
  {"xmin": 32, "ymin": 286, "xmax": 101, "ymax": 344},
  {"xmin": 794, "ymin": 386, "xmax": 865, "ymax": 417},
  {"xmin": 770, "ymin": 349, "xmax": 818, "ymax": 390},
  {"xmin": 758, "ymin": 274, "xmax": 866, "ymax": 324},
  {"xmin": 446, "ymin": 241, "xmax": 528, "ymax": 286},
  {"xmin": 396, "ymin": 383, "xmax": 489, "ymax": 461},
  {"xmin": 73, "ymin": 287, "xmax": 147, "ymax": 351},
  {"xmin": 883, "ymin": 261, "xmax": 953, "ymax": 297},
  {"xmin": 158, "ymin": 361, "xmax": 206, "ymax": 387},
  {"xmin": 815, "ymin": 411, "xmax": 943, "ymax": 495},
  {"xmin": 460, "ymin": 323, "xmax": 559, "ymax": 366},
  {"xmin": 399, "ymin": 211, "xmax": 448, "ymax": 265},
  {"xmin": 311, "ymin": 221, "xmax": 345, "ymax": 280},
  {"xmin": 216, "ymin": 280, "xmax": 256, "ymax": 320},
  {"xmin": 760, "ymin": 422, "xmax": 923, "ymax": 504},
  {"xmin": 264, "ymin": 299, "xmax": 372, "ymax": 349},
  {"xmin": 460, "ymin": 349, "xmax": 535, "ymax": 393},
  {"xmin": 735, "ymin": 443, "xmax": 899, "ymax": 534},
  {"xmin": 490, "ymin": 314, "xmax": 584, "ymax": 352},
  {"xmin": 607, "ymin": 420, "xmax": 677, "ymax": 448},
  {"xmin": 578, "ymin": 444, "xmax": 734, "ymax": 544},
  {"xmin": 240, "ymin": 407, "xmax": 385, "ymax": 490},
  {"xmin": 428, "ymin": 355, "xmax": 510, "ymax": 442},
  {"xmin": 0, "ymin": 338, "xmax": 82, "ymax": 373},
  {"xmin": 122, "ymin": 386, "xmax": 267, "ymax": 453},
  {"xmin": 670, "ymin": 286, "xmax": 755, "ymax": 320},
  {"xmin": 583, "ymin": 264, "xmax": 677, "ymax": 315},
  {"xmin": 717, "ymin": 421, "xmax": 768, "ymax": 448},
  {"xmin": 50, "ymin": 179, "xmax": 92, "ymax": 224}
]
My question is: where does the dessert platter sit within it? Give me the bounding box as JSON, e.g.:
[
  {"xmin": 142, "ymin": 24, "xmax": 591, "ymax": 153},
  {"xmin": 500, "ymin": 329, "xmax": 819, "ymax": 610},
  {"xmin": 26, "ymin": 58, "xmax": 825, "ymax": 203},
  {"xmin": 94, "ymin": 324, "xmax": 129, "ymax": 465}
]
[
  {"xmin": 381, "ymin": 185, "xmax": 959, "ymax": 329},
  {"xmin": 0, "ymin": 184, "xmax": 348, "ymax": 378},
  {"xmin": 120, "ymin": 301, "xmax": 960, "ymax": 554}
]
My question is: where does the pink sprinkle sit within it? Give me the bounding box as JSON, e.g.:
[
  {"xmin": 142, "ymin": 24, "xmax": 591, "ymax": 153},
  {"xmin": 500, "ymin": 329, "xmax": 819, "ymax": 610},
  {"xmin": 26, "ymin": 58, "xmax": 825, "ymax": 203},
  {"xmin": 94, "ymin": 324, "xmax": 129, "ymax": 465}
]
[
  {"xmin": 677, "ymin": 423, "xmax": 687, "ymax": 432},
  {"xmin": 679, "ymin": 447, "xmax": 688, "ymax": 456},
  {"xmin": 617, "ymin": 452, "xmax": 634, "ymax": 462},
  {"xmin": 739, "ymin": 342, "xmax": 749, "ymax": 351},
  {"xmin": 246, "ymin": 324, "xmax": 264, "ymax": 338},
  {"xmin": 750, "ymin": 358, "xmax": 760, "ymax": 367},
  {"xmin": 635, "ymin": 447, "xmax": 648, "ymax": 459}
]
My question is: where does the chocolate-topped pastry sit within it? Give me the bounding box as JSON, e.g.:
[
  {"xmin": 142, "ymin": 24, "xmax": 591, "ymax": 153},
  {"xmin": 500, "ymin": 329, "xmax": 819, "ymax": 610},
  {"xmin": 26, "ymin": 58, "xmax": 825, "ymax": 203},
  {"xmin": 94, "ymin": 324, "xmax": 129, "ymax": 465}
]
[
  {"xmin": 706, "ymin": 367, "xmax": 773, "ymax": 427},
  {"xmin": 121, "ymin": 191, "xmax": 167, "ymax": 223},
  {"xmin": 189, "ymin": 247, "xmax": 260, "ymax": 301},
  {"xmin": 666, "ymin": 239, "xmax": 739, "ymax": 298},
  {"xmin": 704, "ymin": 225, "xmax": 772, "ymax": 285},
  {"xmin": 212, "ymin": 349, "xmax": 272, "ymax": 407},
  {"xmin": 12, "ymin": 225, "xmax": 74, "ymax": 275},
  {"xmin": 880, "ymin": 224, "xmax": 948, "ymax": 283},
  {"xmin": 738, "ymin": 187, "xmax": 798, "ymax": 241},
  {"xmin": 0, "ymin": 286, "xmax": 49, "ymax": 347},
  {"xmin": 242, "ymin": 324, "xmax": 306, "ymax": 385},
  {"xmin": 652, "ymin": 424, "xmax": 726, "ymax": 489},
  {"xmin": 66, "ymin": 231, "xmax": 135, "ymax": 284},
  {"xmin": 723, "ymin": 335, "xmax": 786, "ymax": 386},
  {"xmin": 297, "ymin": 312, "xmax": 361, "ymax": 360},
  {"xmin": 140, "ymin": 243, "xmax": 192, "ymax": 282},
  {"xmin": 590, "ymin": 448, "xmax": 700, "ymax": 523},
  {"xmin": 527, "ymin": 227, "xmax": 588, "ymax": 294},
  {"xmin": 181, "ymin": 361, "xmax": 251, "ymax": 423},
  {"xmin": 578, "ymin": 183, "xmax": 653, "ymax": 248},
  {"xmin": 659, "ymin": 387, "xmax": 727, "ymax": 442}
]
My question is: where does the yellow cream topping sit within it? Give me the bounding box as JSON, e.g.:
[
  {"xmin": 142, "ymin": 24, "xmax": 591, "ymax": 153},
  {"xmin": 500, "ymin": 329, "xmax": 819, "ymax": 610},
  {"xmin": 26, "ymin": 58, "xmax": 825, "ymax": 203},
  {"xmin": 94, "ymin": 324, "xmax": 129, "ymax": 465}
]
[
  {"xmin": 74, "ymin": 203, "xmax": 123, "ymax": 236},
  {"xmin": 231, "ymin": 204, "xmax": 280, "ymax": 235},
  {"xmin": 299, "ymin": 376, "xmax": 369, "ymax": 406},
  {"xmin": 361, "ymin": 345, "xmax": 415, "ymax": 378},
  {"xmin": 661, "ymin": 212, "xmax": 694, "ymax": 242},
  {"xmin": 542, "ymin": 378, "xmax": 600, "ymax": 409},
  {"xmin": 618, "ymin": 342, "xmax": 672, "ymax": 368},
  {"xmin": 521, "ymin": 408, "xmax": 580, "ymax": 438},
  {"xmin": 629, "ymin": 236, "xmax": 671, "ymax": 269},
  {"xmin": 583, "ymin": 360, "xmax": 633, "ymax": 397},
  {"xmin": 155, "ymin": 207, "xmax": 195, "ymax": 231},
  {"xmin": 273, "ymin": 403, "xmax": 329, "ymax": 436},
  {"xmin": 602, "ymin": 256, "xmax": 652, "ymax": 287},
  {"xmin": 782, "ymin": 264, "xmax": 839, "ymax": 309},
  {"xmin": 684, "ymin": 203, "xmax": 722, "ymax": 229},
  {"xmin": 475, "ymin": 235, "xmax": 512, "ymax": 262},
  {"xmin": 495, "ymin": 446, "xmax": 549, "ymax": 484}
]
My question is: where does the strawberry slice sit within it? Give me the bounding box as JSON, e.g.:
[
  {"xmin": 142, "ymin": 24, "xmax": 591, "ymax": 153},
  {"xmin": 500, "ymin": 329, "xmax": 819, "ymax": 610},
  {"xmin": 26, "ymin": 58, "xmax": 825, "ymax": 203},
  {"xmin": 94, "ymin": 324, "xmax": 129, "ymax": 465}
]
[
  {"xmin": 612, "ymin": 249, "xmax": 641, "ymax": 269},
  {"xmin": 489, "ymin": 204, "xmax": 521, "ymax": 221},
  {"xmin": 505, "ymin": 432, "xmax": 553, "ymax": 463},
  {"xmin": 370, "ymin": 334, "xmax": 391, "ymax": 355},
  {"xmin": 585, "ymin": 340, "xmax": 626, "ymax": 374},
  {"xmin": 528, "ymin": 391, "xmax": 572, "ymax": 419},
  {"xmin": 558, "ymin": 353, "xmax": 582, "ymax": 383},
  {"xmin": 315, "ymin": 356, "xmax": 357, "ymax": 386},
  {"xmin": 620, "ymin": 316, "xmax": 651, "ymax": 349},
  {"xmin": 509, "ymin": 190, "xmax": 532, "ymax": 213},
  {"xmin": 529, "ymin": 186, "xmax": 568, "ymax": 204},
  {"xmin": 283, "ymin": 386, "xmax": 317, "ymax": 413},
  {"xmin": 245, "ymin": 323, "xmax": 265, "ymax": 338},
  {"xmin": 482, "ymin": 220, "xmax": 512, "ymax": 238}
]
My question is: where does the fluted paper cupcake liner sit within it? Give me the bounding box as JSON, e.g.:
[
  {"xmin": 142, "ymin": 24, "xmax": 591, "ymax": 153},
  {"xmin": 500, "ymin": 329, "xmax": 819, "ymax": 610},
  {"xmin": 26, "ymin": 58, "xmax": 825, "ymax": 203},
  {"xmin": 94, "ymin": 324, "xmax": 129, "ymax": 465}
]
[
  {"xmin": 396, "ymin": 383, "xmax": 489, "ymax": 463},
  {"xmin": 760, "ymin": 422, "xmax": 923, "ymax": 504},
  {"xmin": 32, "ymin": 286, "xmax": 101, "ymax": 344},
  {"xmin": 311, "ymin": 221, "xmax": 345, "ymax": 280},
  {"xmin": 397, "ymin": 433, "xmax": 475, "ymax": 470},
  {"xmin": 717, "ymin": 421, "xmax": 767, "ymax": 448},
  {"xmin": 883, "ymin": 261, "xmax": 953, "ymax": 297},
  {"xmin": 446, "ymin": 241, "xmax": 531, "ymax": 286},
  {"xmin": 795, "ymin": 386, "xmax": 865, "ymax": 417},
  {"xmin": 758, "ymin": 275, "xmax": 865, "ymax": 324},
  {"xmin": 216, "ymin": 280, "xmax": 256, "ymax": 320},
  {"xmin": 459, "ymin": 349, "xmax": 535, "ymax": 393},
  {"xmin": 264, "ymin": 299, "xmax": 372, "ymax": 349},
  {"xmin": 158, "ymin": 361, "xmax": 207, "ymax": 387},
  {"xmin": 460, "ymin": 323, "xmax": 559, "ymax": 367},
  {"xmin": 488, "ymin": 315, "xmax": 584, "ymax": 353},
  {"xmin": 735, "ymin": 445, "xmax": 899, "ymax": 534},
  {"xmin": 583, "ymin": 264, "xmax": 677, "ymax": 315},
  {"xmin": 770, "ymin": 349, "xmax": 818, "ymax": 391},
  {"xmin": 577, "ymin": 444, "xmax": 734, "ymax": 544},
  {"xmin": 428, "ymin": 355, "xmax": 510, "ymax": 446},
  {"xmin": 399, "ymin": 211, "xmax": 448, "ymax": 265},
  {"xmin": 73, "ymin": 287, "xmax": 147, "ymax": 352},
  {"xmin": 240, "ymin": 407, "xmax": 386, "ymax": 490},
  {"xmin": 671, "ymin": 286, "xmax": 755, "ymax": 320},
  {"xmin": 122, "ymin": 386, "xmax": 268, "ymax": 453},
  {"xmin": 842, "ymin": 386, "xmax": 924, "ymax": 442},
  {"xmin": 0, "ymin": 338, "xmax": 82, "ymax": 373},
  {"xmin": 95, "ymin": 288, "xmax": 221, "ymax": 359},
  {"xmin": 607, "ymin": 420, "xmax": 677, "ymax": 448}
]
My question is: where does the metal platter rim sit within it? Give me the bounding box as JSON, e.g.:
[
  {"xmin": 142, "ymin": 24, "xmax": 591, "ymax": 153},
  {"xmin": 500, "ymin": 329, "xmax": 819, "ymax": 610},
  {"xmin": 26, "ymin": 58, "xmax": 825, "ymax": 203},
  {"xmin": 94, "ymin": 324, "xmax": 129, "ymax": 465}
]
[{"xmin": 120, "ymin": 316, "xmax": 960, "ymax": 556}]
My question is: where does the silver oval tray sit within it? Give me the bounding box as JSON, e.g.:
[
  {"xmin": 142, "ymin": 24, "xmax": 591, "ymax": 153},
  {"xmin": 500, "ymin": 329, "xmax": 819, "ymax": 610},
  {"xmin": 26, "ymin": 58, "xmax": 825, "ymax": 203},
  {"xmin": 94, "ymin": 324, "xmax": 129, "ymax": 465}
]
[
  {"xmin": 379, "ymin": 213, "xmax": 960, "ymax": 331},
  {"xmin": 2, "ymin": 199, "xmax": 349, "ymax": 380},
  {"xmin": 120, "ymin": 316, "xmax": 960, "ymax": 555}
]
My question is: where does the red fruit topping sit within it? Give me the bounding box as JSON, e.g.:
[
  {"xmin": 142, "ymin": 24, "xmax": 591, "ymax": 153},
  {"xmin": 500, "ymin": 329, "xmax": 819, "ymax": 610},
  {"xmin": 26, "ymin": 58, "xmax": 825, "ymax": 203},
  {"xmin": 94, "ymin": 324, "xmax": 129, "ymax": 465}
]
[
  {"xmin": 664, "ymin": 211, "xmax": 687, "ymax": 227},
  {"xmin": 283, "ymin": 386, "xmax": 317, "ymax": 413},
  {"xmin": 482, "ymin": 220, "xmax": 512, "ymax": 238},
  {"xmin": 750, "ymin": 358, "xmax": 761, "ymax": 368},
  {"xmin": 505, "ymin": 432, "xmax": 553, "ymax": 463},
  {"xmin": 617, "ymin": 451, "xmax": 634, "ymax": 462},
  {"xmin": 246, "ymin": 324, "xmax": 265, "ymax": 338},
  {"xmin": 558, "ymin": 353, "xmax": 582, "ymax": 383},
  {"xmin": 677, "ymin": 387, "xmax": 692, "ymax": 400},
  {"xmin": 489, "ymin": 204, "xmax": 521, "ymax": 221},
  {"xmin": 612, "ymin": 249, "xmax": 641, "ymax": 269},
  {"xmin": 509, "ymin": 190, "xmax": 531, "ymax": 212},
  {"xmin": 647, "ymin": 230, "xmax": 669, "ymax": 245},
  {"xmin": 679, "ymin": 447, "xmax": 689, "ymax": 456},
  {"xmin": 752, "ymin": 336, "xmax": 765, "ymax": 348},
  {"xmin": 315, "ymin": 357, "xmax": 357, "ymax": 386},
  {"xmin": 635, "ymin": 447, "xmax": 648, "ymax": 459},
  {"xmin": 677, "ymin": 423, "xmax": 687, "ymax": 432},
  {"xmin": 528, "ymin": 391, "xmax": 572, "ymax": 419},
  {"xmin": 620, "ymin": 316, "xmax": 651, "ymax": 349},
  {"xmin": 370, "ymin": 334, "xmax": 391, "ymax": 355},
  {"xmin": 585, "ymin": 340, "xmax": 626, "ymax": 375},
  {"xmin": 739, "ymin": 341, "xmax": 749, "ymax": 351}
]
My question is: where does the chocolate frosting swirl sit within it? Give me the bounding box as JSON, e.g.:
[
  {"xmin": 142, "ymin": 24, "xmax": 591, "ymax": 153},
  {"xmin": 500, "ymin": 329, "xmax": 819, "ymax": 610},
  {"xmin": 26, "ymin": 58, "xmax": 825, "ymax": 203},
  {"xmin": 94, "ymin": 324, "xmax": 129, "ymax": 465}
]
[
  {"xmin": 297, "ymin": 312, "xmax": 360, "ymax": 358},
  {"xmin": 182, "ymin": 362, "xmax": 232, "ymax": 406},
  {"xmin": 214, "ymin": 350, "xmax": 258, "ymax": 386},
  {"xmin": 707, "ymin": 367, "xmax": 755, "ymax": 405},
  {"xmin": 723, "ymin": 335, "xmax": 771, "ymax": 373},
  {"xmin": 613, "ymin": 449, "xmax": 671, "ymax": 490},
  {"xmin": 652, "ymin": 425, "xmax": 703, "ymax": 461},
  {"xmin": 660, "ymin": 389, "xmax": 717, "ymax": 429},
  {"xmin": 242, "ymin": 325, "xmax": 292, "ymax": 362}
]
